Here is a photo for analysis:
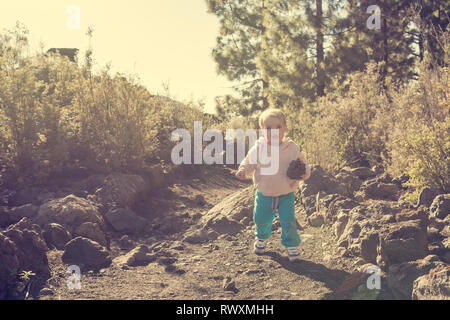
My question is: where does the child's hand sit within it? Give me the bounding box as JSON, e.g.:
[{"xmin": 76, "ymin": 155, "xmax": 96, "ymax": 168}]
[{"xmin": 235, "ymin": 170, "xmax": 246, "ymax": 180}]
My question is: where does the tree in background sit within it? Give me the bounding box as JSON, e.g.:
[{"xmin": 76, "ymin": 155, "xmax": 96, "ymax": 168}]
[
  {"xmin": 411, "ymin": 0, "xmax": 449, "ymax": 66},
  {"xmin": 257, "ymin": 0, "xmax": 315, "ymax": 111},
  {"xmin": 206, "ymin": 0, "xmax": 336, "ymax": 118},
  {"xmin": 206, "ymin": 0, "xmax": 265, "ymax": 119},
  {"xmin": 328, "ymin": 0, "xmax": 418, "ymax": 90},
  {"xmin": 207, "ymin": 0, "xmax": 448, "ymax": 119}
]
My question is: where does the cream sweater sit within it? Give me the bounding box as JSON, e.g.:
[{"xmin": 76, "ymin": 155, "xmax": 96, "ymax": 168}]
[{"xmin": 238, "ymin": 137, "xmax": 311, "ymax": 197}]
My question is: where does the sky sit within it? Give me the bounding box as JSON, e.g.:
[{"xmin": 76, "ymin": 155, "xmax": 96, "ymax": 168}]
[{"xmin": 0, "ymin": 0, "xmax": 236, "ymax": 114}]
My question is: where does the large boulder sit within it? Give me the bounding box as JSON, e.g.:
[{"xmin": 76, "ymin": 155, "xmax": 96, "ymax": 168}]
[
  {"xmin": 62, "ymin": 237, "xmax": 111, "ymax": 271},
  {"xmin": 299, "ymin": 165, "xmax": 346, "ymax": 197},
  {"xmin": 35, "ymin": 195, "xmax": 105, "ymax": 234},
  {"xmin": 377, "ymin": 219, "xmax": 428, "ymax": 270},
  {"xmin": 430, "ymin": 194, "xmax": 450, "ymax": 219},
  {"xmin": 355, "ymin": 181, "xmax": 400, "ymax": 201},
  {"xmin": 2, "ymin": 218, "xmax": 50, "ymax": 274},
  {"xmin": 395, "ymin": 207, "xmax": 428, "ymax": 227},
  {"xmin": 0, "ymin": 218, "xmax": 50, "ymax": 299},
  {"xmin": 417, "ymin": 187, "xmax": 440, "ymax": 208},
  {"xmin": 95, "ymin": 173, "xmax": 148, "ymax": 210},
  {"xmin": 200, "ymin": 214, "xmax": 242, "ymax": 236},
  {"xmin": 204, "ymin": 186, "xmax": 255, "ymax": 222},
  {"xmin": 334, "ymin": 203, "xmax": 429, "ymax": 269},
  {"xmin": 412, "ymin": 264, "xmax": 450, "ymax": 300},
  {"xmin": 42, "ymin": 223, "xmax": 72, "ymax": 250},
  {"xmin": 195, "ymin": 187, "xmax": 255, "ymax": 236},
  {"xmin": 74, "ymin": 222, "xmax": 107, "ymax": 247},
  {"xmin": 337, "ymin": 201, "xmax": 403, "ymax": 249},
  {"xmin": 0, "ymin": 233, "xmax": 19, "ymax": 298},
  {"xmin": 387, "ymin": 255, "xmax": 444, "ymax": 300},
  {"xmin": 105, "ymin": 208, "xmax": 148, "ymax": 235}
]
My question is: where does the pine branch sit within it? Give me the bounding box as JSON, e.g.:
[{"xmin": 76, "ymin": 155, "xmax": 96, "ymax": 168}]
[{"xmin": 228, "ymin": 3, "xmax": 263, "ymax": 32}]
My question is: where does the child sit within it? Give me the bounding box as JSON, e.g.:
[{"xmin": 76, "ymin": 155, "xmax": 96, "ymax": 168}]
[{"xmin": 235, "ymin": 109, "xmax": 310, "ymax": 261}]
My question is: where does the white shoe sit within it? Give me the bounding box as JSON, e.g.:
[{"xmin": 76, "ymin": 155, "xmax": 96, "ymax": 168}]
[
  {"xmin": 254, "ymin": 238, "xmax": 267, "ymax": 254},
  {"xmin": 286, "ymin": 246, "xmax": 300, "ymax": 261}
]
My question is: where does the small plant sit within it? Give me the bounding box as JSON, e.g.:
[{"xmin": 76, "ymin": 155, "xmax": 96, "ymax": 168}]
[
  {"xmin": 18, "ymin": 270, "xmax": 36, "ymax": 282},
  {"xmin": 17, "ymin": 270, "xmax": 36, "ymax": 300},
  {"xmin": 351, "ymin": 284, "xmax": 380, "ymax": 300},
  {"xmin": 4, "ymin": 269, "xmax": 36, "ymax": 299}
]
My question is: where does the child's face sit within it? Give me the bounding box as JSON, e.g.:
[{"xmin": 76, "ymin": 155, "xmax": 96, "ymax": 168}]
[{"xmin": 262, "ymin": 116, "xmax": 287, "ymax": 145}]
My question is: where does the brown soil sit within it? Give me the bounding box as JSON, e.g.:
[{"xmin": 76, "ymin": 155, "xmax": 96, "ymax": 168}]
[{"xmin": 39, "ymin": 166, "xmax": 369, "ymax": 300}]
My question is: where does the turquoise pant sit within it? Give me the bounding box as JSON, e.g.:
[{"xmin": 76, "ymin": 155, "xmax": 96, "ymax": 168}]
[{"xmin": 253, "ymin": 190, "xmax": 301, "ymax": 247}]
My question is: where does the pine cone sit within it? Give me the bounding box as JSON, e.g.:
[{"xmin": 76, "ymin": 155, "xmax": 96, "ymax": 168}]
[{"xmin": 286, "ymin": 159, "xmax": 306, "ymax": 180}]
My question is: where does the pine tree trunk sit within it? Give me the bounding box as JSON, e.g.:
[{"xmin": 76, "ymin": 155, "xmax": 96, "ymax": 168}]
[
  {"xmin": 261, "ymin": 0, "xmax": 269, "ymax": 109},
  {"xmin": 316, "ymin": 0, "xmax": 325, "ymax": 97},
  {"xmin": 382, "ymin": 13, "xmax": 389, "ymax": 85}
]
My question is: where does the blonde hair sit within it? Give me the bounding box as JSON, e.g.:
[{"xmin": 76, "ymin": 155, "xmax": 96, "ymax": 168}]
[{"xmin": 259, "ymin": 108, "xmax": 287, "ymax": 129}]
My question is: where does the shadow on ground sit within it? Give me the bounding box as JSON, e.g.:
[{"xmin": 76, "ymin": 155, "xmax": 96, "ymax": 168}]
[{"xmin": 260, "ymin": 251, "xmax": 352, "ymax": 299}]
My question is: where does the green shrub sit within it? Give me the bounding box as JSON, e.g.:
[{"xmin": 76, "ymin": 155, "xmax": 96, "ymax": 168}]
[
  {"xmin": 287, "ymin": 61, "xmax": 391, "ymax": 172},
  {"xmin": 386, "ymin": 51, "xmax": 449, "ymax": 193},
  {"xmin": 0, "ymin": 25, "xmax": 82, "ymax": 187},
  {"xmin": 0, "ymin": 24, "xmax": 218, "ymax": 188},
  {"xmin": 286, "ymin": 33, "xmax": 449, "ymax": 199}
]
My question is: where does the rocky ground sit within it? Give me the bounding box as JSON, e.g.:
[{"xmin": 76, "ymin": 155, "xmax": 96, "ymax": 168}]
[{"xmin": 0, "ymin": 164, "xmax": 449, "ymax": 300}]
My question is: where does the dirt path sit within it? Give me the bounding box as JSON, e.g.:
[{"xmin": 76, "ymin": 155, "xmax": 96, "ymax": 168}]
[{"xmin": 41, "ymin": 167, "xmax": 365, "ymax": 300}]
